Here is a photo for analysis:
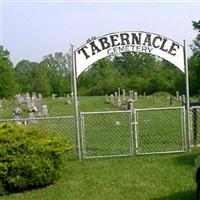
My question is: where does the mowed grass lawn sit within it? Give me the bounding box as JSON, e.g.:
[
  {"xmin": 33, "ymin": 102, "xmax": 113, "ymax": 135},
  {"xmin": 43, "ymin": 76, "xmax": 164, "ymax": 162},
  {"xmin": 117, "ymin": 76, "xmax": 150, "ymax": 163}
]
[
  {"xmin": 0, "ymin": 95, "xmax": 198, "ymax": 199},
  {"xmin": 0, "ymin": 149, "xmax": 199, "ymax": 200}
]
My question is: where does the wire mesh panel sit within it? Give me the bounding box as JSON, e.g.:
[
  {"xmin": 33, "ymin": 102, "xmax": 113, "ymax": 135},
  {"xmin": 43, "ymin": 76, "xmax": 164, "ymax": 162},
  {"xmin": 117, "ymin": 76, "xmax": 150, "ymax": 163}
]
[
  {"xmin": 190, "ymin": 106, "xmax": 200, "ymax": 146},
  {"xmin": 135, "ymin": 107, "xmax": 185, "ymax": 154},
  {"xmin": 81, "ymin": 111, "xmax": 132, "ymax": 158},
  {"xmin": 0, "ymin": 116, "xmax": 77, "ymax": 158}
]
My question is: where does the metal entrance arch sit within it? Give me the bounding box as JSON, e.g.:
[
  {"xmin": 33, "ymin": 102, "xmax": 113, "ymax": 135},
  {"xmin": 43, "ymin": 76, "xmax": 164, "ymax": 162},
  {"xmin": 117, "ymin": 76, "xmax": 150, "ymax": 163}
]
[{"xmin": 71, "ymin": 31, "xmax": 190, "ymax": 159}]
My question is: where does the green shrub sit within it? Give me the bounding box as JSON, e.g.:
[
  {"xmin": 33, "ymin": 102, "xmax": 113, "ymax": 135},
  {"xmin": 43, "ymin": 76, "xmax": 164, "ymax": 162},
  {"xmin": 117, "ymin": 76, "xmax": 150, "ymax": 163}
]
[{"xmin": 0, "ymin": 123, "xmax": 72, "ymax": 194}]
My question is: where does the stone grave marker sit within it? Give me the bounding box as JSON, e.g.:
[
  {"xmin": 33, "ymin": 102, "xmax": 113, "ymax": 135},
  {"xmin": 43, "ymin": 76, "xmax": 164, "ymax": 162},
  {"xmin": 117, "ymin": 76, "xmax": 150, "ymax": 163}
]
[
  {"xmin": 110, "ymin": 94, "xmax": 114, "ymax": 105},
  {"xmin": 42, "ymin": 105, "xmax": 48, "ymax": 117}
]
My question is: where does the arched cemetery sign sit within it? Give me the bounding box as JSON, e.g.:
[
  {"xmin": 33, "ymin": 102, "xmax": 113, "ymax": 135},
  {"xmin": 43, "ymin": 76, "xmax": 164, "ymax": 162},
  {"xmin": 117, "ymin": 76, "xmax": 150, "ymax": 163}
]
[
  {"xmin": 75, "ymin": 31, "xmax": 185, "ymax": 76},
  {"xmin": 72, "ymin": 31, "xmax": 190, "ymax": 158}
]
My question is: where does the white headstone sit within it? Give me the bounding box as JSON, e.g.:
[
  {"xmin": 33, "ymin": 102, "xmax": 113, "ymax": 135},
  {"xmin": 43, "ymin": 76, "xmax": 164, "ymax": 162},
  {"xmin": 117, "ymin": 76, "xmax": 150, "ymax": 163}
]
[
  {"xmin": 42, "ymin": 105, "xmax": 48, "ymax": 117},
  {"xmin": 66, "ymin": 94, "xmax": 72, "ymax": 104},
  {"xmin": 134, "ymin": 92, "xmax": 138, "ymax": 100},
  {"xmin": 110, "ymin": 94, "xmax": 114, "ymax": 105},
  {"xmin": 114, "ymin": 92, "xmax": 118, "ymax": 105},
  {"xmin": 122, "ymin": 89, "xmax": 126, "ymax": 102},
  {"xmin": 129, "ymin": 90, "xmax": 134, "ymax": 100},
  {"xmin": 105, "ymin": 95, "xmax": 110, "ymax": 103}
]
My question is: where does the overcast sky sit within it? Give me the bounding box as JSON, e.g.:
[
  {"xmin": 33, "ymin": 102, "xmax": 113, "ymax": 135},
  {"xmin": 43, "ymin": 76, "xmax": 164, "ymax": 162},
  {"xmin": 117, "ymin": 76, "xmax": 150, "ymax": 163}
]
[{"xmin": 1, "ymin": 1, "xmax": 200, "ymax": 66}]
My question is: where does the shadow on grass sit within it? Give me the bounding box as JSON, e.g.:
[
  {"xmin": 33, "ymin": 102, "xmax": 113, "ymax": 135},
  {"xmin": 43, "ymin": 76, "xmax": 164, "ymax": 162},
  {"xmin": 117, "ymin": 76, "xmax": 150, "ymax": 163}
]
[
  {"xmin": 151, "ymin": 190, "xmax": 195, "ymax": 200},
  {"xmin": 174, "ymin": 152, "xmax": 200, "ymax": 167}
]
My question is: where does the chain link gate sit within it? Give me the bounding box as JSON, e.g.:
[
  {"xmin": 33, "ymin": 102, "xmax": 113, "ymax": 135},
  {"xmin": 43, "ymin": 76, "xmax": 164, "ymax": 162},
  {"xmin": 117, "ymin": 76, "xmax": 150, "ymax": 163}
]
[
  {"xmin": 80, "ymin": 107, "xmax": 186, "ymax": 159},
  {"xmin": 135, "ymin": 107, "xmax": 186, "ymax": 155},
  {"xmin": 190, "ymin": 106, "xmax": 200, "ymax": 147}
]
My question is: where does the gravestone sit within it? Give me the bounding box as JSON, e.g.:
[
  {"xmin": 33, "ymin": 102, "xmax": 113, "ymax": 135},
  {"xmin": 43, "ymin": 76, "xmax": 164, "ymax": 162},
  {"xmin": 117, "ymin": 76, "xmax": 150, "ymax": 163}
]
[
  {"xmin": 15, "ymin": 94, "xmax": 23, "ymax": 104},
  {"xmin": 42, "ymin": 105, "xmax": 48, "ymax": 117},
  {"xmin": 66, "ymin": 94, "xmax": 72, "ymax": 104},
  {"xmin": 114, "ymin": 92, "xmax": 118, "ymax": 106},
  {"xmin": 52, "ymin": 94, "xmax": 56, "ymax": 99},
  {"xmin": 134, "ymin": 92, "xmax": 138, "ymax": 100},
  {"xmin": 122, "ymin": 89, "xmax": 126, "ymax": 102},
  {"xmin": 0, "ymin": 99, "xmax": 2, "ymax": 108},
  {"xmin": 129, "ymin": 90, "xmax": 134, "ymax": 101},
  {"xmin": 25, "ymin": 93, "xmax": 31, "ymax": 104},
  {"xmin": 110, "ymin": 94, "xmax": 114, "ymax": 105},
  {"xmin": 105, "ymin": 95, "xmax": 110, "ymax": 103},
  {"xmin": 182, "ymin": 95, "xmax": 186, "ymax": 106},
  {"xmin": 38, "ymin": 93, "xmax": 42, "ymax": 101},
  {"xmin": 117, "ymin": 88, "xmax": 121, "ymax": 107}
]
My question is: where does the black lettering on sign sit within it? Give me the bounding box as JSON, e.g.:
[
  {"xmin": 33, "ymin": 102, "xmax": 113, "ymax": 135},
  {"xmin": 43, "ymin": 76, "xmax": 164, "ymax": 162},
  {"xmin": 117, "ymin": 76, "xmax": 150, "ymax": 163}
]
[
  {"xmin": 120, "ymin": 33, "xmax": 130, "ymax": 45},
  {"xmin": 160, "ymin": 38, "xmax": 168, "ymax": 52},
  {"xmin": 90, "ymin": 41, "xmax": 101, "ymax": 55},
  {"xmin": 78, "ymin": 46, "xmax": 90, "ymax": 59},
  {"xmin": 152, "ymin": 36, "xmax": 162, "ymax": 48},
  {"xmin": 99, "ymin": 37, "xmax": 111, "ymax": 50},
  {"xmin": 110, "ymin": 34, "xmax": 120, "ymax": 47},
  {"xmin": 143, "ymin": 34, "xmax": 152, "ymax": 46},
  {"xmin": 168, "ymin": 42, "xmax": 180, "ymax": 56},
  {"xmin": 131, "ymin": 33, "xmax": 141, "ymax": 45}
]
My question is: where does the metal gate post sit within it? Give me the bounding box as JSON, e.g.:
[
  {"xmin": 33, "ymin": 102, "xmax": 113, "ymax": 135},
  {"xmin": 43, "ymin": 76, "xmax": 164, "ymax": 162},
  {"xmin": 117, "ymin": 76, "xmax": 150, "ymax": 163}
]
[
  {"xmin": 133, "ymin": 109, "xmax": 138, "ymax": 155},
  {"xmin": 184, "ymin": 40, "xmax": 191, "ymax": 152},
  {"xmin": 71, "ymin": 44, "xmax": 82, "ymax": 160}
]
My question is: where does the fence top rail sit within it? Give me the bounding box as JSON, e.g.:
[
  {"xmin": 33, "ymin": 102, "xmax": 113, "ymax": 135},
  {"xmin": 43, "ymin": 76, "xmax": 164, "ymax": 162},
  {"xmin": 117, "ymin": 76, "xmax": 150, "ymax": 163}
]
[
  {"xmin": 0, "ymin": 115, "xmax": 74, "ymax": 122},
  {"xmin": 190, "ymin": 106, "xmax": 200, "ymax": 109},
  {"xmin": 80, "ymin": 110, "xmax": 131, "ymax": 115},
  {"xmin": 135, "ymin": 106, "xmax": 185, "ymax": 112}
]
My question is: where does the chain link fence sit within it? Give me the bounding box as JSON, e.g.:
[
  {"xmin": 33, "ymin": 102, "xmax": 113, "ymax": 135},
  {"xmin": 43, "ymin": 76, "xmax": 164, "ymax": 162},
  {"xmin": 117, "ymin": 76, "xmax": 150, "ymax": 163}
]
[
  {"xmin": 0, "ymin": 107, "xmax": 187, "ymax": 160},
  {"xmin": 0, "ymin": 116, "xmax": 77, "ymax": 159},
  {"xmin": 81, "ymin": 111, "xmax": 132, "ymax": 158},
  {"xmin": 190, "ymin": 106, "xmax": 200, "ymax": 147},
  {"xmin": 80, "ymin": 107, "xmax": 186, "ymax": 159},
  {"xmin": 135, "ymin": 107, "xmax": 185, "ymax": 155}
]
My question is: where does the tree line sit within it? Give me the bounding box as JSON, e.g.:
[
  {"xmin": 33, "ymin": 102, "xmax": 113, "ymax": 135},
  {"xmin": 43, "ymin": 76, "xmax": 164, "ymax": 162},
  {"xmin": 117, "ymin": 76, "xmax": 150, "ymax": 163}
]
[{"xmin": 0, "ymin": 20, "xmax": 200, "ymax": 99}]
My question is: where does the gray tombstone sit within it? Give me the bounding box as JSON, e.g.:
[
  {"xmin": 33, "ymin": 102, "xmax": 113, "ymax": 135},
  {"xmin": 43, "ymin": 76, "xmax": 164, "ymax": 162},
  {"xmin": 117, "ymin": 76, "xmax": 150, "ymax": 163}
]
[
  {"xmin": 122, "ymin": 89, "xmax": 126, "ymax": 102},
  {"xmin": 105, "ymin": 95, "xmax": 110, "ymax": 103},
  {"xmin": 117, "ymin": 95, "xmax": 121, "ymax": 107},
  {"xmin": 42, "ymin": 105, "xmax": 48, "ymax": 117},
  {"xmin": 25, "ymin": 93, "xmax": 31, "ymax": 104},
  {"xmin": 129, "ymin": 90, "xmax": 134, "ymax": 100},
  {"xmin": 182, "ymin": 95, "xmax": 186, "ymax": 105},
  {"xmin": 134, "ymin": 92, "xmax": 138, "ymax": 100},
  {"xmin": 38, "ymin": 93, "xmax": 42, "ymax": 101},
  {"xmin": 0, "ymin": 99, "xmax": 2, "ymax": 109},
  {"xmin": 66, "ymin": 94, "xmax": 72, "ymax": 104},
  {"xmin": 114, "ymin": 92, "xmax": 118, "ymax": 105},
  {"xmin": 52, "ymin": 94, "xmax": 56, "ymax": 99},
  {"xmin": 110, "ymin": 94, "xmax": 114, "ymax": 105}
]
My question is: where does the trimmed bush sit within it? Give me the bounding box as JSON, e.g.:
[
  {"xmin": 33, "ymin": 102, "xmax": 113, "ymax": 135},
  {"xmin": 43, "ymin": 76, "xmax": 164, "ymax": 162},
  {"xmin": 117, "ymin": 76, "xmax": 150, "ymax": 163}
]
[{"xmin": 0, "ymin": 123, "xmax": 72, "ymax": 195}]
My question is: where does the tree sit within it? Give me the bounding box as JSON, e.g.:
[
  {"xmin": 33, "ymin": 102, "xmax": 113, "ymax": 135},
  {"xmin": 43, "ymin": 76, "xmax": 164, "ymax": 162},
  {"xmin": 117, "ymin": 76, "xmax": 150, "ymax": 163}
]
[
  {"xmin": 191, "ymin": 20, "xmax": 200, "ymax": 56},
  {"xmin": 32, "ymin": 65, "xmax": 51, "ymax": 97},
  {"xmin": 14, "ymin": 60, "xmax": 38, "ymax": 93},
  {"xmin": 78, "ymin": 58, "xmax": 121, "ymax": 95},
  {"xmin": 41, "ymin": 52, "xmax": 71, "ymax": 96},
  {"xmin": 189, "ymin": 20, "xmax": 200, "ymax": 96},
  {"xmin": 0, "ymin": 46, "xmax": 18, "ymax": 98}
]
